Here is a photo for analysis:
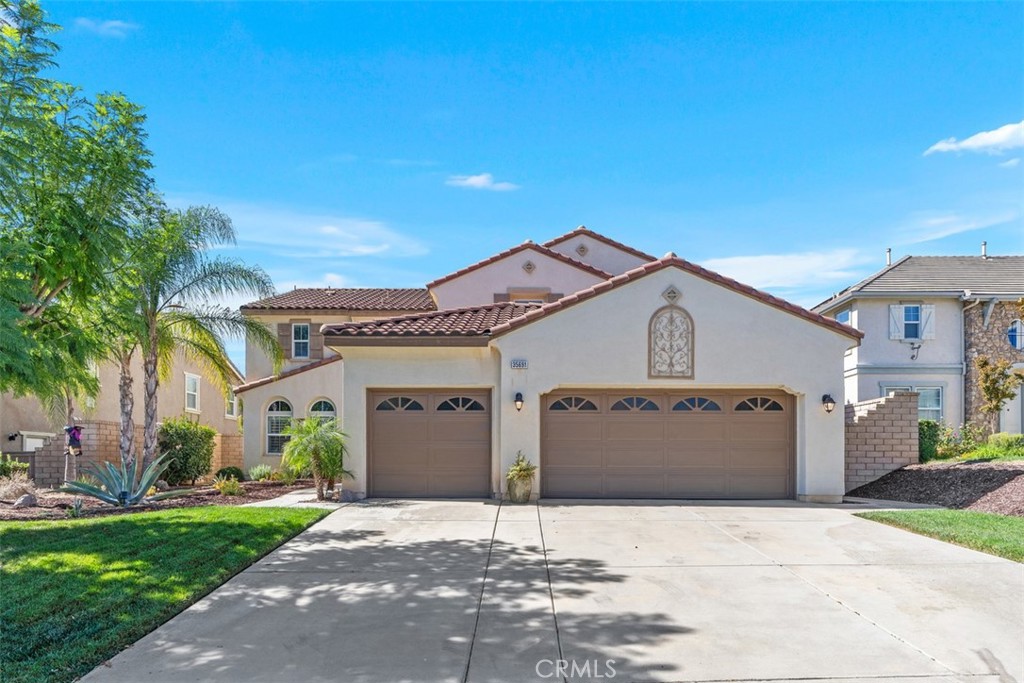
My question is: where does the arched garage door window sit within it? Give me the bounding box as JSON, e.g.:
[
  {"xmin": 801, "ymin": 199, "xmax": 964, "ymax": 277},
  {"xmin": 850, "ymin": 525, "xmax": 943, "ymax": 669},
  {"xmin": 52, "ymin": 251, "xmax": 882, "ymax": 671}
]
[{"xmin": 267, "ymin": 400, "xmax": 292, "ymax": 454}]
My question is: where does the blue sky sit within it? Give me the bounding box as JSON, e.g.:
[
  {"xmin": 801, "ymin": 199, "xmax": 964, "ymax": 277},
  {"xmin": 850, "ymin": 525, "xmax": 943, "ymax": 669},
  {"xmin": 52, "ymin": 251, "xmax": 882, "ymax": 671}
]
[{"xmin": 45, "ymin": 2, "xmax": 1023, "ymax": 367}]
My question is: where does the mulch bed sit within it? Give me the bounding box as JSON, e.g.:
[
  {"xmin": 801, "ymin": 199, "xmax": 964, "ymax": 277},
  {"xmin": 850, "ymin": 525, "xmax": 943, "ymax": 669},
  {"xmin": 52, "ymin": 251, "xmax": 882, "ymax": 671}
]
[
  {"xmin": 0, "ymin": 480, "xmax": 314, "ymax": 522},
  {"xmin": 848, "ymin": 460, "xmax": 1024, "ymax": 517}
]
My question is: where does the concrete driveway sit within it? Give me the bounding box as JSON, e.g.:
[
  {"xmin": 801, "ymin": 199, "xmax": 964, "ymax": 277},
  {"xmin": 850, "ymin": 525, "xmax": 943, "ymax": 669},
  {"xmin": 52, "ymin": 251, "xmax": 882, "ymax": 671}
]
[{"xmin": 83, "ymin": 500, "xmax": 1023, "ymax": 683}]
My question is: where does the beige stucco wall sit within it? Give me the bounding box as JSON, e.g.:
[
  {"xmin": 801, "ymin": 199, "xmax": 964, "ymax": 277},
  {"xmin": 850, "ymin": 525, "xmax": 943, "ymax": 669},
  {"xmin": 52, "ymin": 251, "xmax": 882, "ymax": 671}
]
[
  {"xmin": 491, "ymin": 266, "xmax": 855, "ymax": 502},
  {"xmin": 429, "ymin": 249, "xmax": 605, "ymax": 310},
  {"xmin": 546, "ymin": 233, "xmax": 651, "ymax": 275},
  {"xmin": 1, "ymin": 351, "xmax": 238, "ymax": 453},
  {"xmin": 239, "ymin": 359, "xmax": 345, "ymax": 471}
]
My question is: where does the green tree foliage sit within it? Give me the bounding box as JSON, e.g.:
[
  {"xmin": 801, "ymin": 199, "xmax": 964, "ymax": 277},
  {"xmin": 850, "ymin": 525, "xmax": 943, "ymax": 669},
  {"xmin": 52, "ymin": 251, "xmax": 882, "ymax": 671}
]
[
  {"xmin": 975, "ymin": 356, "xmax": 1024, "ymax": 434},
  {"xmin": 281, "ymin": 418, "xmax": 352, "ymax": 501},
  {"xmin": 158, "ymin": 416, "xmax": 217, "ymax": 485},
  {"xmin": 918, "ymin": 419, "xmax": 940, "ymax": 462},
  {"xmin": 0, "ymin": 1, "xmax": 153, "ymax": 401}
]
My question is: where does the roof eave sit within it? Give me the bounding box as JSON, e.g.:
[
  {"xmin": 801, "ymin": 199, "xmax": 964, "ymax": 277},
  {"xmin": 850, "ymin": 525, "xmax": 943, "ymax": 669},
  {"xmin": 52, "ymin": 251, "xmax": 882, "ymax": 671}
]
[{"xmin": 322, "ymin": 335, "xmax": 490, "ymax": 348}]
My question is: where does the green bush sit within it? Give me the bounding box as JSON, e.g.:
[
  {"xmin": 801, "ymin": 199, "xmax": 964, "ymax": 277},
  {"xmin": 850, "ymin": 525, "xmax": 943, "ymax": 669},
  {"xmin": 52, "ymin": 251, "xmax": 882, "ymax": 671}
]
[
  {"xmin": 988, "ymin": 432, "xmax": 1024, "ymax": 450},
  {"xmin": 212, "ymin": 474, "xmax": 244, "ymax": 496},
  {"xmin": 935, "ymin": 423, "xmax": 986, "ymax": 460},
  {"xmin": 918, "ymin": 420, "xmax": 940, "ymax": 462},
  {"xmin": 961, "ymin": 443, "xmax": 1024, "ymax": 461},
  {"xmin": 158, "ymin": 417, "xmax": 216, "ymax": 485},
  {"xmin": 0, "ymin": 453, "xmax": 31, "ymax": 478},
  {"xmin": 248, "ymin": 464, "xmax": 273, "ymax": 481},
  {"xmin": 215, "ymin": 466, "xmax": 245, "ymax": 481}
]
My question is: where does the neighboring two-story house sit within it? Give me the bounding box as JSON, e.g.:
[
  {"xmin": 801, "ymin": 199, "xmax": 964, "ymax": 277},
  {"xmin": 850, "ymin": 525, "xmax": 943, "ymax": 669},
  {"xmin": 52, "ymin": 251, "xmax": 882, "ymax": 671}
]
[
  {"xmin": 237, "ymin": 227, "xmax": 860, "ymax": 502},
  {"xmin": 812, "ymin": 249, "xmax": 1024, "ymax": 432}
]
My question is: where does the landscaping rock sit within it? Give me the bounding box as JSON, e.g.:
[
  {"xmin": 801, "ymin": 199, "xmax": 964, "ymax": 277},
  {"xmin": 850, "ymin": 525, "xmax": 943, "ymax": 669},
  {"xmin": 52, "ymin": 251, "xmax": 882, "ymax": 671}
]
[
  {"xmin": 340, "ymin": 489, "xmax": 360, "ymax": 503},
  {"xmin": 13, "ymin": 493, "xmax": 37, "ymax": 508},
  {"xmin": 155, "ymin": 480, "xmax": 169, "ymax": 491}
]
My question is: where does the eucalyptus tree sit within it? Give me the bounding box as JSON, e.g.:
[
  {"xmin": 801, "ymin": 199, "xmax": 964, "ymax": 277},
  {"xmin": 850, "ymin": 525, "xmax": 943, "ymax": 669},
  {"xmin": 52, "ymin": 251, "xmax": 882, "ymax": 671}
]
[{"xmin": 114, "ymin": 205, "xmax": 282, "ymax": 466}]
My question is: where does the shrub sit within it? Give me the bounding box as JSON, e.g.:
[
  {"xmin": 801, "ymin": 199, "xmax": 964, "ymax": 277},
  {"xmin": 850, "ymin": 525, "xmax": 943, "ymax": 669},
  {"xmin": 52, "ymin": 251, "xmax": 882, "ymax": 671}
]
[
  {"xmin": 270, "ymin": 469, "xmax": 297, "ymax": 485},
  {"xmin": 281, "ymin": 418, "xmax": 351, "ymax": 501},
  {"xmin": 248, "ymin": 464, "xmax": 273, "ymax": 482},
  {"xmin": 918, "ymin": 420, "xmax": 941, "ymax": 462},
  {"xmin": 961, "ymin": 443, "xmax": 1024, "ymax": 461},
  {"xmin": 506, "ymin": 451, "xmax": 538, "ymax": 482},
  {"xmin": 212, "ymin": 474, "xmax": 244, "ymax": 496},
  {"xmin": 215, "ymin": 466, "xmax": 245, "ymax": 481},
  {"xmin": 0, "ymin": 453, "xmax": 30, "ymax": 478},
  {"xmin": 159, "ymin": 417, "xmax": 216, "ymax": 485},
  {"xmin": 935, "ymin": 423, "xmax": 986, "ymax": 460},
  {"xmin": 988, "ymin": 432, "xmax": 1024, "ymax": 450},
  {"xmin": 0, "ymin": 471, "xmax": 36, "ymax": 500},
  {"xmin": 61, "ymin": 453, "xmax": 190, "ymax": 507}
]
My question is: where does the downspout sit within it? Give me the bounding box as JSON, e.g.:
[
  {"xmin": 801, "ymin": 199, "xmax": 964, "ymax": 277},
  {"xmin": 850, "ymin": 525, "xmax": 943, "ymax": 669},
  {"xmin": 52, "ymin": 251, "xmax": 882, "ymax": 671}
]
[{"xmin": 961, "ymin": 294, "xmax": 983, "ymax": 425}]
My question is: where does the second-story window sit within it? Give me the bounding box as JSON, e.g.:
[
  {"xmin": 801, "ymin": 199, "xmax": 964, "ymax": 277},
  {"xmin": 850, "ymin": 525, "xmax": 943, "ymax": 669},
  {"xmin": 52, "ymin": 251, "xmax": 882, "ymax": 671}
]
[
  {"xmin": 185, "ymin": 373, "xmax": 200, "ymax": 413},
  {"xmin": 889, "ymin": 304, "xmax": 934, "ymax": 341},
  {"xmin": 835, "ymin": 308, "xmax": 852, "ymax": 326},
  {"xmin": 292, "ymin": 323, "xmax": 310, "ymax": 359}
]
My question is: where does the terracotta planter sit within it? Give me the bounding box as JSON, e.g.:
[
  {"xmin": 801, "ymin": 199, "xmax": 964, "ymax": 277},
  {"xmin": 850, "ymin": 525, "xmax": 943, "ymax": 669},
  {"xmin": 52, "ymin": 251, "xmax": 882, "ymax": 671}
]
[{"xmin": 507, "ymin": 477, "xmax": 533, "ymax": 503}]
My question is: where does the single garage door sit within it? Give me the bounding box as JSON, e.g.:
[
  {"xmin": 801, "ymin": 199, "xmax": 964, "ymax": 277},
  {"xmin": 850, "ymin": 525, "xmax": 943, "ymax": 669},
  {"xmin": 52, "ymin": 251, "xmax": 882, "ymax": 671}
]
[
  {"xmin": 542, "ymin": 390, "xmax": 794, "ymax": 499},
  {"xmin": 368, "ymin": 389, "xmax": 491, "ymax": 497}
]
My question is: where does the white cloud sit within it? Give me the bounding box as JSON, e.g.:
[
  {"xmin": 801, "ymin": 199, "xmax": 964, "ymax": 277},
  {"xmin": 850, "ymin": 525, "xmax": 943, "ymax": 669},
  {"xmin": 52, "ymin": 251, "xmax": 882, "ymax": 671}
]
[
  {"xmin": 998, "ymin": 157, "xmax": 1021, "ymax": 168},
  {"xmin": 74, "ymin": 18, "xmax": 139, "ymax": 38},
  {"xmin": 924, "ymin": 120, "xmax": 1024, "ymax": 156},
  {"xmin": 164, "ymin": 196, "xmax": 428, "ymax": 259},
  {"xmin": 445, "ymin": 173, "xmax": 520, "ymax": 191},
  {"xmin": 701, "ymin": 249, "xmax": 871, "ymax": 291},
  {"xmin": 894, "ymin": 210, "xmax": 1021, "ymax": 245}
]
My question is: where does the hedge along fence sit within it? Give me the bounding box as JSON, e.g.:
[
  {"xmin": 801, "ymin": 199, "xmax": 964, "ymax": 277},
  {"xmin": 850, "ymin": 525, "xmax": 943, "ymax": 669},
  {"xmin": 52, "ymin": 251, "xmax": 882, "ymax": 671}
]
[{"xmin": 158, "ymin": 417, "xmax": 216, "ymax": 485}]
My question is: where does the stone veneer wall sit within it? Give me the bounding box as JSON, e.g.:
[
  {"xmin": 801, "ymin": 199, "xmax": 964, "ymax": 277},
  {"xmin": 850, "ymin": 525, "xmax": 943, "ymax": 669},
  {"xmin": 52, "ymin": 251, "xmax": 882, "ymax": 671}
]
[
  {"xmin": 28, "ymin": 420, "xmax": 242, "ymax": 487},
  {"xmin": 845, "ymin": 391, "xmax": 919, "ymax": 492},
  {"xmin": 964, "ymin": 300, "xmax": 1024, "ymax": 430}
]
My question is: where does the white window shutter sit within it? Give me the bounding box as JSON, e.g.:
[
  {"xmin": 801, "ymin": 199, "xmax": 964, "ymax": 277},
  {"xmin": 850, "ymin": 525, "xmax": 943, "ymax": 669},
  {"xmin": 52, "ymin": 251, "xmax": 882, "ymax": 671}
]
[
  {"xmin": 921, "ymin": 304, "xmax": 936, "ymax": 340},
  {"xmin": 888, "ymin": 305, "xmax": 904, "ymax": 340}
]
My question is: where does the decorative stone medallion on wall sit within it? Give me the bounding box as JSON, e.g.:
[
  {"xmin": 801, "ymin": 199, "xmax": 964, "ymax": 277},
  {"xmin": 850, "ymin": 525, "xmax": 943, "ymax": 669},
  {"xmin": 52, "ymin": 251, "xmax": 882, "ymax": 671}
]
[
  {"xmin": 522, "ymin": 260, "xmax": 535, "ymax": 274},
  {"xmin": 575, "ymin": 243, "xmax": 588, "ymax": 257},
  {"xmin": 649, "ymin": 287, "xmax": 694, "ymax": 378}
]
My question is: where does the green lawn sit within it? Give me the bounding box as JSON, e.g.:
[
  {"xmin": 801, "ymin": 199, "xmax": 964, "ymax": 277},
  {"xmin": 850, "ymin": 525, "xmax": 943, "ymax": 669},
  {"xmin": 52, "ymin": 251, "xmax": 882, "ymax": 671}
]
[
  {"xmin": 857, "ymin": 509, "xmax": 1024, "ymax": 562},
  {"xmin": 0, "ymin": 506, "xmax": 330, "ymax": 683}
]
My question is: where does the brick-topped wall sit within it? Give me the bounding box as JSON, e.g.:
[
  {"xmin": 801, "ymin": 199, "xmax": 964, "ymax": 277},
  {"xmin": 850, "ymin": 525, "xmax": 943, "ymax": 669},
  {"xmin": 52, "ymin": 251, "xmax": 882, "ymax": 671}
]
[
  {"xmin": 845, "ymin": 391, "xmax": 919, "ymax": 492},
  {"xmin": 25, "ymin": 420, "xmax": 241, "ymax": 487}
]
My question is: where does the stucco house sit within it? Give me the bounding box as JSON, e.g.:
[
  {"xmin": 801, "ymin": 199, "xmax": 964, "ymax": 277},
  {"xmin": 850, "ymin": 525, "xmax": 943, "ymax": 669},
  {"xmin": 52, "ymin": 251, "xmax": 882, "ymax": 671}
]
[
  {"xmin": 813, "ymin": 247, "xmax": 1024, "ymax": 432},
  {"xmin": 1, "ymin": 353, "xmax": 242, "ymax": 453},
  {"xmin": 237, "ymin": 227, "xmax": 861, "ymax": 502}
]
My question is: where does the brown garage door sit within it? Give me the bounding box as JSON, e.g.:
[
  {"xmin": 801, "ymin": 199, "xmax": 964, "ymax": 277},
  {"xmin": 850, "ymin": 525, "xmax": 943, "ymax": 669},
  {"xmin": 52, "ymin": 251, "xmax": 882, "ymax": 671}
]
[
  {"xmin": 542, "ymin": 390, "xmax": 793, "ymax": 499},
  {"xmin": 368, "ymin": 389, "xmax": 491, "ymax": 498}
]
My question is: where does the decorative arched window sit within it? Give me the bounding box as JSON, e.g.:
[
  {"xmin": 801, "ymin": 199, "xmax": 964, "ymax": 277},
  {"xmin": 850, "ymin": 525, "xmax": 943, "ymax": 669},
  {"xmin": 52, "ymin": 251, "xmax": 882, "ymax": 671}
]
[
  {"xmin": 1008, "ymin": 320, "xmax": 1023, "ymax": 350},
  {"xmin": 309, "ymin": 399, "xmax": 336, "ymax": 422},
  {"xmin": 672, "ymin": 397, "xmax": 721, "ymax": 412},
  {"xmin": 266, "ymin": 400, "xmax": 293, "ymax": 454},
  {"xmin": 649, "ymin": 305, "xmax": 694, "ymax": 378},
  {"xmin": 549, "ymin": 396, "xmax": 598, "ymax": 411},
  {"xmin": 735, "ymin": 397, "xmax": 784, "ymax": 412},
  {"xmin": 375, "ymin": 396, "xmax": 424, "ymax": 411},
  {"xmin": 610, "ymin": 396, "xmax": 660, "ymax": 411},
  {"xmin": 437, "ymin": 396, "xmax": 486, "ymax": 411}
]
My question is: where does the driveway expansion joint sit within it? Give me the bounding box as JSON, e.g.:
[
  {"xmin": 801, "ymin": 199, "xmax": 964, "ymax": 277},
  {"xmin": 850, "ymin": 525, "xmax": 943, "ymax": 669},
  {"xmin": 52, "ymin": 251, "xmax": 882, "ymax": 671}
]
[{"xmin": 460, "ymin": 501, "xmax": 502, "ymax": 683}]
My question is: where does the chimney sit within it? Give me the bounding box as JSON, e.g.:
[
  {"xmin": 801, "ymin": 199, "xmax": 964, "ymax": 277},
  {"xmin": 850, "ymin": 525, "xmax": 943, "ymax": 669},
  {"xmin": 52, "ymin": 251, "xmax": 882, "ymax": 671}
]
[
  {"xmin": 981, "ymin": 241, "xmax": 988, "ymax": 259},
  {"xmin": 885, "ymin": 248, "xmax": 891, "ymax": 266}
]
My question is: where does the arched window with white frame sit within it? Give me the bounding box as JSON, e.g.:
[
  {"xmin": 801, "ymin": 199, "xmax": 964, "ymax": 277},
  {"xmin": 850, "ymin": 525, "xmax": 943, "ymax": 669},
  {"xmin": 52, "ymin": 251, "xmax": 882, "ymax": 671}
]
[
  {"xmin": 267, "ymin": 400, "xmax": 293, "ymax": 454},
  {"xmin": 309, "ymin": 399, "xmax": 336, "ymax": 423}
]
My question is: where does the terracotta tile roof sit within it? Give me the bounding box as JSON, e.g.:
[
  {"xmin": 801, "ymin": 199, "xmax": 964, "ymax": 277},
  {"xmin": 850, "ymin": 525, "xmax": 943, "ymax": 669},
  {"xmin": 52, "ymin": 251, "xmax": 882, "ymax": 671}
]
[
  {"xmin": 425, "ymin": 242, "xmax": 612, "ymax": 289},
  {"xmin": 814, "ymin": 255, "xmax": 1024, "ymax": 311},
  {"xmin": 234, "ymin": 355, "xmax": 343, "ymax": 394},
  {"xmin": 542, "ymin": 226, "xmax": 657, "ymax": 262},
  {"xmin": 240, "ymin": 288, "xmax": 435, "ymax": 312},
  {"xmin": 322, "ymin": 302, "xmax": 541, "ymax": 340},
  {"xmin": 488, "ymin": 254, "xmax": 863, "ymax": 340}
]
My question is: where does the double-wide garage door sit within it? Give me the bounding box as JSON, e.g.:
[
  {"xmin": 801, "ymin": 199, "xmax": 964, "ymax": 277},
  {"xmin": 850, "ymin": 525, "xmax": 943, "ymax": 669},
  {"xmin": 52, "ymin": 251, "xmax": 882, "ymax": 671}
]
[
  {"xmin": 542, "ymin": 390, "xmax": 794, "ymax": 499},
  {"xmin": 368, "ymin": 389, "xmax": 491, "ymax": 498}
]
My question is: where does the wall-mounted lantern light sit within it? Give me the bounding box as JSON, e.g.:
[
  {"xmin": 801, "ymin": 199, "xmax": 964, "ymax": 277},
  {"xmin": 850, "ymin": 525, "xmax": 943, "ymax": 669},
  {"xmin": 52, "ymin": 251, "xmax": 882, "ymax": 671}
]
[
  {"xmin": 514, "ymin": 392, "xmax": 524, "ymax": 412},
  {"xmin": 821, "ymin": 394, "xmax": 836, "ymax": 414}
]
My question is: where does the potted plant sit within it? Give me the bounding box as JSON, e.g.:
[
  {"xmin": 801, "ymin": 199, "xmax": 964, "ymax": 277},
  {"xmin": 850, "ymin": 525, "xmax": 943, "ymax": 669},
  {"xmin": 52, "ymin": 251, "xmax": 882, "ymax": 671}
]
[{"xmin": 506, "ymin": 451, "xmax": 538, "ymax": 503}]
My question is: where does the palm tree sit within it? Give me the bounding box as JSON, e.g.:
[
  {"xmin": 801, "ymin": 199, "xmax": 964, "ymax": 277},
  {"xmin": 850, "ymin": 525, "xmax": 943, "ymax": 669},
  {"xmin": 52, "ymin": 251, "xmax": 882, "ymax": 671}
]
[
  {"xmin": 112, "ymin": 204, "xmax": 282, "ymax": 466},
  {"xmin": 280, "ymin": 418, "xmax": 352, "ymax": 501}
]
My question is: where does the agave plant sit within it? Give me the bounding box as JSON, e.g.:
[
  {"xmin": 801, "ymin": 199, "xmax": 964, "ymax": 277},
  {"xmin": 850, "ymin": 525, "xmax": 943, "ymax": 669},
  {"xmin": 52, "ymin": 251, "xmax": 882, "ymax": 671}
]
[{"xmin": 61, "ymin": 453, "xmax": 191, "ymax": 507}]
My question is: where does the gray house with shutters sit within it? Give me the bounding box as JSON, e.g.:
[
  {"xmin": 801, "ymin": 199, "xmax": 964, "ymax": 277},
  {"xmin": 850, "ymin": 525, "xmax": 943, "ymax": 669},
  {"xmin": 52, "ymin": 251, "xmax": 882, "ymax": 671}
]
[{"xmin": 813, "ymin": 251, "xmax": 1024, "ymax": 432}]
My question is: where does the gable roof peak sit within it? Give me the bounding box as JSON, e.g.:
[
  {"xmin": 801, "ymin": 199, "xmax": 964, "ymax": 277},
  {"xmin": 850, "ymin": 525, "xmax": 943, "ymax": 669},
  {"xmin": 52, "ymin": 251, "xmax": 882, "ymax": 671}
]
[
  {"xmin": 425, "ymin": 241, "xmax": 612, "ymax": 288},
  {"xmin": 542, "ymin": 226, "xmax": 657, "ymax": 262}
]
